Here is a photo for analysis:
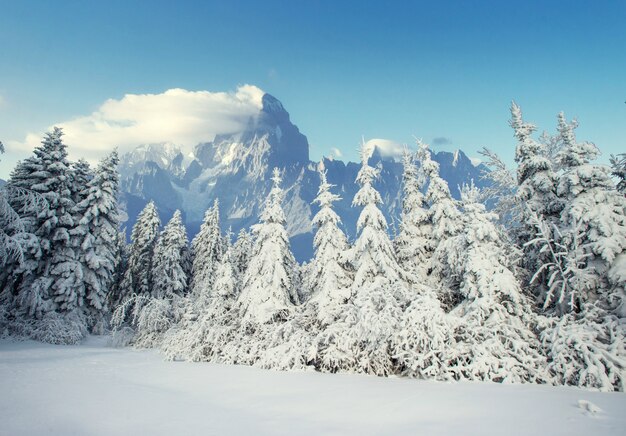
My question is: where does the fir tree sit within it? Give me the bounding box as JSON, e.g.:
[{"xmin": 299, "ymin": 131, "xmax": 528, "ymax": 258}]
[
  {"xmin": 395, "ymin": 145, "xmax": 431, "ymax": 277},
  {"xmin": 238, "ymin": 168, "xmax": 298, "ymax": 325},
  {"xmin": 232, "ymin": 228, "xmax": 253, "ymax": 280},
  {"xmin": 533, "ymin": 113, "xmax": 626, "ymax": 391},
  {"xmin": 446, "ymin": 184, "xmax": 547, "ymax": 383},
  {"xmin": 7, "ymin": 128, "xmax": 81, "ymax": 317},
  {"xmin": 70, "ymin": 159, "xmax": 93, "ymax": 205},
  {"xmin": 319, "ymin": 144, "xmax": 406, "ymax": 376},
  {"xmin": 610, "ymin": 153, "xmax": 626, "ymax": 195},
  {"xmin": 307, "ymin": 166, "xmax": 352, "ymax": 325},
  {"xmin": 71, "ymin": 151, "xmax": 120, "ymax": 331},
  {"xmin": 151, "ymin": 210, "xmax": 189, "ymax": 300},
  {"xmin": 118, "ymin": 201, "xmax": 160, "ymax": 302},
  {"xmin": 510, "ymin": 103, "xmax": 561, "ymax": 297},
  {"xmin": 189, "ymin": 200, "xmax": 224, "ymax": 299},
  {"xmin": 421, "ymin": 142, "xmax": 464, "ymax": 310}
]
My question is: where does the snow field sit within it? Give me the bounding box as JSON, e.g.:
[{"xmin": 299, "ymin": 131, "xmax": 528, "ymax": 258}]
[{"xmin": 1, "ymin": 337, "xmax": 625, "ymax": 436}]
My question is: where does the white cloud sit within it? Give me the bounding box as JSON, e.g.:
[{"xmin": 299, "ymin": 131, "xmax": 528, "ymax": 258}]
[
  {"xmin": 330, "ymin": 147, "xmax": 343, "ymax": 158},
  {"xmin": 14, "ymin": 85, "xmax": 266, "ymax": 163},
  {"xmin": 362, "ymin": 138, "xmax": 406, "ymax": 161}
]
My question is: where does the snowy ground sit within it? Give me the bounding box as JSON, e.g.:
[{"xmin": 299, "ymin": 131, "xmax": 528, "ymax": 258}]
[{"xmin": 1, "ymin": 337, "xmax": 624, "ymax": 436}]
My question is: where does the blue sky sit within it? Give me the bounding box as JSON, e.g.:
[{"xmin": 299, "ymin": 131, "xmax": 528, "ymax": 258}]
[{"xmin": 1, "ymin": 0, "xmax": 625, "ymax": 176}]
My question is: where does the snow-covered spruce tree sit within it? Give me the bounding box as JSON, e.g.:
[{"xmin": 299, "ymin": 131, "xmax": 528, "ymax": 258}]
[
  {"xmin": 512, "ymin": 102, "xmax": 560, "ymax": 220},
  {"xmin": 188, "ymin": 200, "xmax": 224, "ymax": 311},
  {"xmin": 389, "ymin": 144, "xmax": 455, "ymax": 380},
  {"xmin": 533, "ymin": 113, "xmax": 626, "ymax": 391},
  {"xmin": 0, "ymin": 142, "xmax": 44, "ymax": 271},
  {"xmin": 610, "ymin": 153, "xmax": 626, "ymax": 195},
  {"xmin": 127, "ymin": 210, "xmax": 189, "ymax": 347},
  {"xmin": 12, "ymin": 128, "xmax": 83, "ymax": 317},
  {"xmin": 151, "ymin": 210, "xmax": 189, "ymax": 300},
  {"xmin": 70, "ymin": 151, "xmax": 120, "ymax": 333},
  {"xmin": 420, "ymin": 142, "xmax": 464, "ymax": 310},
  {"xmin": 306, "ymin": 166, "xmax": 352, "ymax": 325},
  {"xmin": 315, "ymin": 145, "xmax": 407, "ymax": 376},
  {"xmin": 443, "ymin": 183, "xmax": 547, "ymax": 383},
  {"xmin": 237, "ymin": 168, "xmax": 299, "ymax": 325},
  {"xmin": 113, "ymin": 201, "xmax": 160, "ymax": 329},
  {"xmin": 107, "ymin": 229, "xmax": 129, "ymax": 310},
  {"xmin": 262, "ymin": 165, "xmax": 354, "ymax": 372},
  {"xmin": 394, "ymin": 146, "xmax": 432, "ymax": 278},
  {"xmin": 548, "ymin": 112, "xmax": 626, "ymax": 314},
  {"xmin": 226, "ymin": 168, "xmax": 299, "ymax": 365},
  {"xmin": 163, "ymin": 239, "xmax": 240, "ymax": 363},
  {"xmin": 232, "ymin": 228, "xmax": 253, "ymax": 280},
  {"xmin": 510, "ymin": 102, "xmax": 561, "ymax": 298},
  {"xmin": 1, "ymin": 129, "xmax": 88, "ymax": 343},
  {"xmin": 478, "ymin": 147, "xmax": 523, "ymax": 231},
  {"xmin": 70, "ymin": 159, "xmax": 93, "ymax": 205},
  {"xmin": 1, "ymin": 143, "xmax": 46, "ymax": 332}
]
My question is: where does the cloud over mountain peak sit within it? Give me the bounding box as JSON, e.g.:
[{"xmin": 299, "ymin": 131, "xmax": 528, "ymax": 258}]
[{"xmin": 14, "ymin": 85, "xmax": 267, "ymax": 164}]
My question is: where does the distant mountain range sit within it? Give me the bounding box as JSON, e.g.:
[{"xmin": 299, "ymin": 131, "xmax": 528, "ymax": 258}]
[{"xmin": 118, "ymin": 93, "xmax": 488, "ymax": 261}]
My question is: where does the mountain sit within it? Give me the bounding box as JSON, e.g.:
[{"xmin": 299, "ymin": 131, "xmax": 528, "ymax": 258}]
[{"xmin": 118, "ymin": 93, "xmax": 489, "ymax": 261}]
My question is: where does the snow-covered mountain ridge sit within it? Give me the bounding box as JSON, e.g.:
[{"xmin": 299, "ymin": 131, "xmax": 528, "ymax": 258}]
[{"xmin": 119, "ymin": 93, "xmax": 489, "ymax": 260}]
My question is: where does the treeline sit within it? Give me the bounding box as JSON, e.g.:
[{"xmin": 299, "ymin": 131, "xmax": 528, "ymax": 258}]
[{"xmin": 1, "ymin": 104, "xmax": 625, "ymax": 392}]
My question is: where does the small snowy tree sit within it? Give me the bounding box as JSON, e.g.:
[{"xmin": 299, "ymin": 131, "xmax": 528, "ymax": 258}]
[
  {"xmin": 445, "ymin": 184, "xmax": 547, "ymax": 383},
  {"xmin": 306, "ymin": 166, "xmax": 352, "ymax": 325},
  {"xmin": 394, "ymin": 146, "xmax": 431, "ymax": 277},
  {"xmin": 163, "ymin": 240, "xmax": 241, "ymax": 363},
  {"xmin": 237, "ymin": 168, "xmax": 298, "ymax": 326},
  {"xmin": 232, "ymin": 228, "xmax": 253, "ymax": 280},
  {"xmin": 420, "ymin": 142, "xmax": 464, "ymax": 310},
  {"xmin": 189, "ymin": 200, "xmax": 224, "ymax": 298},
  {"xmin": 151, "ymin": 210, "xmax": 189, "ymax": 300},
  {"xmin": 114, "ymin": 201, "xmax": 160, "ymax": 328}
]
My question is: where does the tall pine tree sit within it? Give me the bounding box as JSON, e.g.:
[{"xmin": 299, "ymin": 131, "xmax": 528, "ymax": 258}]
[{"xmin": 71, "ymin": 151, "xmax": 120, "ymax": 331}]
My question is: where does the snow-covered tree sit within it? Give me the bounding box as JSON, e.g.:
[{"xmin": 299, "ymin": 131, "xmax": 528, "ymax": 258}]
[
  {"xmin": 445, "ymin": 184, "xmax": 547, "ymax": 383},
  {"xmin": 163, "ymin": 239, "xmax": 241, "ymax": 363},
  {"xmin": 70, "ymin": 151, "xmax": 120, "ymax": 331},
  {"xmin": 0, "ymin": 143, "xmax": 44, "ymax": 271},
  {"xmin": 511, "ymin": 102, "xmax": 560, "ymax": 219},
  {"xmin": 151, "ymin": 210, "xmax": 189, "ymax": 300},
  {"xmin": 189, "ymin": 200, "xmax": 224, "ymax": 298},
  {"xmin": 394, "ymin": 146, "xmax": 431, "ymax": 277},
  {"xmin": 316, "ymin": 145, "xmax": 407, "ymax": 376},
  {"xmin": 542, "ymin": 112, "xmax": 626, "ymax": 315},
  {"xmin": 6, "ymin": 128, "xmax": 82, "ymax": 317},
  {"xmin": 610, "ymin": 153, "xmax": 626, "ymax": 195},
  {"xmin": 232, "ymin": 228, "xmax": 253, "ymax": 280},
  {"xmin": 478, "ymin": 147, "xmax": 523, "ymax": 230},
  {"xmin": 529, "ymin": 113, "xmax": 626, "ymax": 391},
  {"xmin": 420, "ymin": 142, "xmax": 464, "ymax": 309},
  {"xmin": 237, "ymin": 168, "xmax": 298, "ymax": 325},
  {"xmin": 306, "ymin": 166, "xmax": 352, "ymax": 325},
  {"xmin": 393, "ymin": 283, "xmax": 454, "ymax": 380},
  {"xmin": 510, "ymin": 102, "xmax": 562, "ymax": 299},
  {"xmin": 70, "ymin": 159, "xmax": 93, "ymax": 205},
  {"xmin": 107, "ymin": 229, "xmax": 129, "ymax": 310},
  {"xmin": 118, "ymin": 201, "xmax": 160, "ymax": 303}
]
